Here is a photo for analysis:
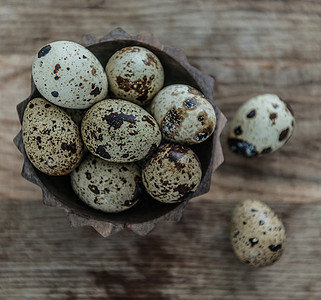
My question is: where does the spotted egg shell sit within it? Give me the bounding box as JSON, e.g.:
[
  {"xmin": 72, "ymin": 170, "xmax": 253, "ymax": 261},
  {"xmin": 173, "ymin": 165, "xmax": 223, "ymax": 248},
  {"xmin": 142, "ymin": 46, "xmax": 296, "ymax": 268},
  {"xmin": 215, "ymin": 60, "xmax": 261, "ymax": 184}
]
[
  {"xmin": 32, "ymin": 41, "xmax": 108, "ymax": 109},
  {"xmin": 106, "ymin": 46, "xmax": 164, "ymax": 106},
  {"xmin": 81, "ymin": 99, "xmax": 162, "ymax": 163},
  {"xmin": 230, "ymin": 199, "xmax": 286, "ymax": 267},
  {"xmin": 151, "ymin": 84, "xmax": 216, "ymax": 144},
  {"xmin": 142, "ymin": 143, "xmax": 202, "ymax": 203},
  {"xmin": 22, "ymin": 98, "xmax": 83, "ymax": 175},
  {"xmin": 71, "ymin": 154, "xmax": 142, "ymax": 213},
  {"xmin": 228, "ymin": 94, "xmax": 295, "ymax": 157}
]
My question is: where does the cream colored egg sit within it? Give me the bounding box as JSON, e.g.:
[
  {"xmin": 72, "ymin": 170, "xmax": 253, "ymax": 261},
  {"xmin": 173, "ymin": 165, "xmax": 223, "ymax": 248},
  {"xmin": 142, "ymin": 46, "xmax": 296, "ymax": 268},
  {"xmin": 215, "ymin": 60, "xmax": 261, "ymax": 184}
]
[
  {"xmin": 142, "ymin": 144, "xmax": 202, "ymax": 203},
  {"xmin": 228, "ymin": 94, "xmax": 295, "ymax": 157},
  {"xmin": 81, "ymin": 99, "xmax": 162, "ymax": 162},
  {"xmin": 230, "ymin": 199, "xmax": 286, "ymax": 267},
  {"xmin": 151, "ymin": 84, "xmax": 216, "ymax": 144},
  {"xmin": 71, "ymin": 154, "xmax": 142, "ymax": 213},
  {"xmin": 106, "ymin": 46, "xmax": 164, "ymax": 106},
  {"xmin": 22, "ymin": 98, "xmax": 83, "ymax": 175},
  {"xmin": 32, "ymin": 41, "xmax": 108, "ymax": 109}
]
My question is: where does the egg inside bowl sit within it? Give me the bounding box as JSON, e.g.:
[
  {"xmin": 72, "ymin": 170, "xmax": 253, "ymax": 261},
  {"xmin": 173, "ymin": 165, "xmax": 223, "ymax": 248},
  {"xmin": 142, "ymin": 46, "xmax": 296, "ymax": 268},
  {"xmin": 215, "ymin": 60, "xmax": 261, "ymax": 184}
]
[{"xmin": 14, "ymin": 28, "xmax": 226, "ymax": 236}]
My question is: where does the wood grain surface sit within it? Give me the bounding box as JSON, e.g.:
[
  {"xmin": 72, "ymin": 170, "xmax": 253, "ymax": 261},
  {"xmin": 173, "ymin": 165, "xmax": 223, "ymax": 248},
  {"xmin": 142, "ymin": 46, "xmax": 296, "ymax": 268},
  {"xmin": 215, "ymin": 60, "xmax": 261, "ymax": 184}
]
[{"xmin": 0, "ymin": 0, "xmax": 320, "ymax": 299}]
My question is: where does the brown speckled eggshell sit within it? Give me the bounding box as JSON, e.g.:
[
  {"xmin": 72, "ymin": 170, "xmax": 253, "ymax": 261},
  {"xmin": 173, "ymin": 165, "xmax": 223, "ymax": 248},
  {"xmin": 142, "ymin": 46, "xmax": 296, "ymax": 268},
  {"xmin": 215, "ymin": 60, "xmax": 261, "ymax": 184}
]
[
  {"xmin": 228, "ymin": 94, "xmax": 295, "ymax": 157},
  {"xmin": 151, "ymin": 84, "xmax": 216, "ymax": 144},
  {"xmin": 106, "ymin": 46, "xmax": 164, "ymax": 106},
  {"xmin": 230, "ymin": 199, "xmax": 286, "ymax": 267},
  {"xmin": 22, "ymin": 98, "xmax": 83, "ymax": 175},
  {"xmin": 142, "ymin": 143, "xmax": 202, "ymax": 203},
  {"xmin": 81, "ymin": 99, "xmax": 162, "ymax": 163},
  {"xmin": 71, "ymin": 154, "xmax": 142, "ymax": 213},
  {"xmin": 32, "ymin": 41, "xmax": 108, "ymax": 109}
]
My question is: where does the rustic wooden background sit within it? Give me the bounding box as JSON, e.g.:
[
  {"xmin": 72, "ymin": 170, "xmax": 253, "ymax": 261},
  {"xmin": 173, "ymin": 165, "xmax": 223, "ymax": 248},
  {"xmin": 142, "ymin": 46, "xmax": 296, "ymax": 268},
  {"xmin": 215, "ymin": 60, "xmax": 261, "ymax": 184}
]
[{"xmin": 1, "ymin": 0, "xmax": 320, "ymax": 299}]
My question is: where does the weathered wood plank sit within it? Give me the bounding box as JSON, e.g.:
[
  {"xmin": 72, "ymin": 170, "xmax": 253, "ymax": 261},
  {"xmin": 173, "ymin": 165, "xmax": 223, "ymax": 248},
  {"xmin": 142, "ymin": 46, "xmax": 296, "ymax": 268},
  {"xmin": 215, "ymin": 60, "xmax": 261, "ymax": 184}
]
[
  {"xmin": 0, "ymin": 198, "xmax": 320, "ymax": 299},
  {"xmin": 0, "ymin": 55, "xmax": 41, "ymax": 200},
  {"xmin": 1, "ymin": 1, "xmax": 321, "ymax": 60},
  {"xmin": 1, "ymin": 0, "xmax": 321, "ymax": 298}
]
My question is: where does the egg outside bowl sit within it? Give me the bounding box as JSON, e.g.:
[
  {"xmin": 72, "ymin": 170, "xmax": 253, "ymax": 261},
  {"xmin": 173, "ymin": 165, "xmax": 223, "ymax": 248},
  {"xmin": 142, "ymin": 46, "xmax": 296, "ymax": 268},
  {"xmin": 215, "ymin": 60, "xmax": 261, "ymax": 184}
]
[{"xmin": 13, "ymin": 28, "xmax": 227, "ymax": 237}]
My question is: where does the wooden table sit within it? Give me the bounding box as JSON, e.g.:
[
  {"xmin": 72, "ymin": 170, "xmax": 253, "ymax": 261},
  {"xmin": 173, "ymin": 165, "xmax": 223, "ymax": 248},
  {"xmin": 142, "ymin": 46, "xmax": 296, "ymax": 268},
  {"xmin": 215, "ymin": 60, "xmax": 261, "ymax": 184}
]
[{"xmin": 1, "ymin": 1, "xmax": 320, "ymax": 299}]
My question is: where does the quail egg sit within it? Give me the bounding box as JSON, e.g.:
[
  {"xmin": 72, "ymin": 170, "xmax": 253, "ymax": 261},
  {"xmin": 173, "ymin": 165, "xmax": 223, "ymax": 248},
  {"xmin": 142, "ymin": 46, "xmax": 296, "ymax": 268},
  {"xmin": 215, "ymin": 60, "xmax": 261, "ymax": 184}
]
[
  {"xmin": 22, "ymin": 98, "xmax": 83, "ymax": 175},
  {"xmin": 71, "ymin": 154, "xmax": 142, "ymax": 213},
  {"xmin": 151, "ymin": 84, "xmax": 216, "ymax": 144},
  {"xmin": 81, "ymin": 99, "xmax": 162, "ymax": 162},
  {"xmin": 142, "ymin": 143, "xmax": 202, "ymax": 203},
  {"xmin": 230, "ymin": 199, "xmax": 286, "ymax": 267},
  {"xmin": 32, "ymin": 41, "xmax": 108, "ymax": 109},
  {"xmin": 106, "ymin": 46, "xmax": 164, "ymax": 106},
  {"xmin": 228, "ymin": 94, "xmax": 295, "ymax": 157}
]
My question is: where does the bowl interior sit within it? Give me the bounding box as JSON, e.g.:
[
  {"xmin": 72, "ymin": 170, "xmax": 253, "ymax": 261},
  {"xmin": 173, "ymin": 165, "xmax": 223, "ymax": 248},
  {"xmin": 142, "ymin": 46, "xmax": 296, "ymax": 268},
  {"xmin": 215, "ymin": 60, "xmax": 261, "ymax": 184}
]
[{"xmin": 23, "ymin": 39, "xmax": 215, "ymax": 224}]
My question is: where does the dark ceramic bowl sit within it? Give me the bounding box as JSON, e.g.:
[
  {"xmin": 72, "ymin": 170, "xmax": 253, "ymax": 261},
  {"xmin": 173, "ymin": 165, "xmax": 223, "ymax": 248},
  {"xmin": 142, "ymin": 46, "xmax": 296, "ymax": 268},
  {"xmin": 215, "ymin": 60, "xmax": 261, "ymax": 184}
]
[{"xmin": 14, "ymin": 28, "xmax": 226, "ymax": 237}]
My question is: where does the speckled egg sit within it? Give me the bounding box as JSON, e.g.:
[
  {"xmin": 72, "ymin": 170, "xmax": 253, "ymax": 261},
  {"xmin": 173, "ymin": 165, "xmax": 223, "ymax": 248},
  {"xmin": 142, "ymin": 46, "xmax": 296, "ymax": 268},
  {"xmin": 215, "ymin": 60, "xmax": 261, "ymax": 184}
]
[
  {"xmin": 230, "ymin": 199, "xmax": 286, "ymax": 267},
  {"xmin": 228, "ymin": 94, "xmax": 295, "ymax": 157},
  {"xmin": 71, "ymin": 154, "xmax": 142, "ymax": 213},
  {"xmin": 22, "ymin": 98, "xmax": 83, "ymax": 175},
  {"xmin": 106, "ymin": 46, "xmax": 164, "ymax": 106},
  {"xmin": 142, "ymin": 144, "xmax": 202, "ymax": 203},
  {"xmin": 151, "ymin": 84, "xmax": 216, "ymax": 144},
  {"xmin": 32, "ymin": 41, "xmax": 108, "ymax": 109},
  {"xmin": 81, "ymin": 99, "xmax": 162, "ymax": 162}
]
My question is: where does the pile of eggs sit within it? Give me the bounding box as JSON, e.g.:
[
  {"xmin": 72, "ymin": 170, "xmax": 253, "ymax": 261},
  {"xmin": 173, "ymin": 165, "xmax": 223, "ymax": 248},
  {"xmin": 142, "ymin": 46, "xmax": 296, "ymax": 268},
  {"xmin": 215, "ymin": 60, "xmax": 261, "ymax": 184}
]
[{"xmin": 22, "ymin": 41, "xmax": 217, "ymax": 213}]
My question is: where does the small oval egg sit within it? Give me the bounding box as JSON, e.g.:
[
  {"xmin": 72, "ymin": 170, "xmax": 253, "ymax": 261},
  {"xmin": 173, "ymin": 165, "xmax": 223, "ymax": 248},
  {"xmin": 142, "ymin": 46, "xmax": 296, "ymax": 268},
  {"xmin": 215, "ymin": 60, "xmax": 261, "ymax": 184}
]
[
  {"xmin": 106, "ymin": 46, "xmax": 164, "ymax": 106},
  {"xmin": 22, "ymin": 98, "xmax": 83, "ymax": 175},
  {"xmin": 71, "ymin": 154, "xmax": 142, "ymax": 213},
  {"xmin": 142, "ymin": 143, "xmax": 202, "ymax": 203},
  {"xmin": 230, "ymin": 199, "xmax": 286, "ymax": 267},
  {"xmin": 32, "ymin": 41, "xmax": 108, "ymax": 109},
  {"xmin": 228, "ymin": 94, "xmax": 295, "ymax": 157},
  {"xmin": 151, "ymin": 84, "xmax": 216, "ymax": 144},
  {"xmin": 81, "ymin": 99, "xmax": 162, "ymax": 162}
]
